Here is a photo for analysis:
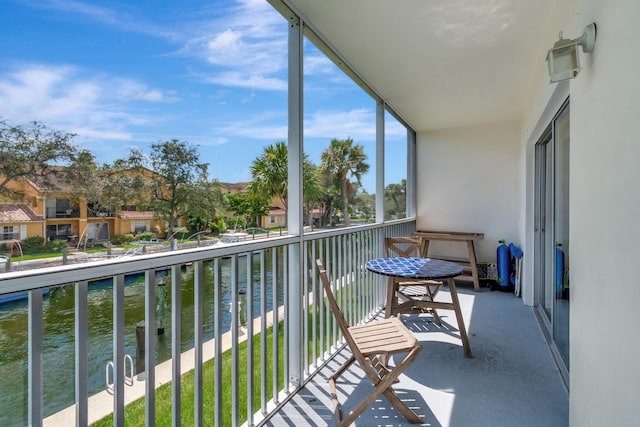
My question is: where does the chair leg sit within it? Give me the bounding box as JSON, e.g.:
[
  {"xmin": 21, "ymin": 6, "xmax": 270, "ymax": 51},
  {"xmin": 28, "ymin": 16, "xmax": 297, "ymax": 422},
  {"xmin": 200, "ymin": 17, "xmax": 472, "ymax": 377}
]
[
  {"xmin": 447, "ymin": 278, "xmax": 473, "ymax": 358},
  {"xmin": 431, "ymin": 308, "xmax": 442, "ymax": 326},
  {"xmin": 341, "ymin": 348, "xmax": 423, "ymax": 426},
  {"xmin": 329, "ymin": 356, "xmax": 357, "ymax": 425}
]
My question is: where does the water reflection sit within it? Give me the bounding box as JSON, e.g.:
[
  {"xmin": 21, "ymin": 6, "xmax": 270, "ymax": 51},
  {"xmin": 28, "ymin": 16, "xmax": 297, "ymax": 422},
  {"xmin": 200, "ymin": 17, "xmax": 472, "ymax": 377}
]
[{"xmin": 0, "ymin": 251, "xmax": 284, "ymax": 427}]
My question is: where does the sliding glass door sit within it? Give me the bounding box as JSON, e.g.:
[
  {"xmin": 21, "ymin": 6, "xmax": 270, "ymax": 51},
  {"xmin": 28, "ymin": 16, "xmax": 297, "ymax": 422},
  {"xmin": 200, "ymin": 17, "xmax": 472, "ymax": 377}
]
[{"xmin": 534, "ymin": 99, "xmax": 570, "ymax": 381}]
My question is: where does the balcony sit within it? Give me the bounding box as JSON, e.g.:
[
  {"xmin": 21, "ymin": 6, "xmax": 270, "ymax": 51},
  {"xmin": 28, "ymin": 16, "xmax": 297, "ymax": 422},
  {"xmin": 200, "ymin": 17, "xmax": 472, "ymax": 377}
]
[
  {"xmin": 267, "ymin": 287, "xmax": 568, "ymax": 426},
  {"xmin": 0, "ymin": 220, "xmax": 566, "ymax": 426}
]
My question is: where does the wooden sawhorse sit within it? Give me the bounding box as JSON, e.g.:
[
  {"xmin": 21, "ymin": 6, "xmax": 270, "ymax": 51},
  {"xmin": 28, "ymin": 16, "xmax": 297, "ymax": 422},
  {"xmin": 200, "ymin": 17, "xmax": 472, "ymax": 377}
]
[{"xmin": 412, "ymin": 230, "xmax": 484, "ymax": 292}]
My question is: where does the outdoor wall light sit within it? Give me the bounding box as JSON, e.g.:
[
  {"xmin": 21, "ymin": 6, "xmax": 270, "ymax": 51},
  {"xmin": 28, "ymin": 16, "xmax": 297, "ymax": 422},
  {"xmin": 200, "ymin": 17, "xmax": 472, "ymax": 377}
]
[{"xmin": 546, "ymin": 23, "xmax": 597, "ymax": 83}]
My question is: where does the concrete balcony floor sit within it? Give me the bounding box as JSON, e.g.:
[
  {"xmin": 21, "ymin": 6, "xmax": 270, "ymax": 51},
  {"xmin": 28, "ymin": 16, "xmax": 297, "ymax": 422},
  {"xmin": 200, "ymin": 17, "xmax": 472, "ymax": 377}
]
[{"xmin": 266, "ymin": 286, "xmax": 568, "ymax": 426}]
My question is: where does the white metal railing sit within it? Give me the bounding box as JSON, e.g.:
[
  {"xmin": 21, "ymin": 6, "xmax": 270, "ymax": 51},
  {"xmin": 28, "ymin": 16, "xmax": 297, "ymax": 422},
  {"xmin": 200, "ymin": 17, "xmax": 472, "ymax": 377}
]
[{"xmin": 0, "ymin": 219, "xmax": 415, "ymax": 427}]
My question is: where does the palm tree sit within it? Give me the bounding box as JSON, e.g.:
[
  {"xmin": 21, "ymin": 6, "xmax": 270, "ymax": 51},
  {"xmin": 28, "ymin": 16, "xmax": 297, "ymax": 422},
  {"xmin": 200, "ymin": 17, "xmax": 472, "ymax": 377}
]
[
  {"xmin": 320, "ymin": 138, "xmax": 369, "ymax": 226},
  {"xmin": 249, "ymin": 141, "xmax": 289, "ymax": 223},
  {"xmin": 249, "ymin": 141, "xmax": 323, "ymax": 229},
  {"xmin": 303, "ymin": 161, "xmax": 322, "ymax": 228}
]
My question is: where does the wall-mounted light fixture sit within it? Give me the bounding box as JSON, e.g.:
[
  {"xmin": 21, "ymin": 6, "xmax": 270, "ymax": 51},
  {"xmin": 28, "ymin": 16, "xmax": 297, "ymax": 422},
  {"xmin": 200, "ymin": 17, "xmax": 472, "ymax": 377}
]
[{"xmin": 546, "ymin": 23, "xmax": 597, "ymax": 83}]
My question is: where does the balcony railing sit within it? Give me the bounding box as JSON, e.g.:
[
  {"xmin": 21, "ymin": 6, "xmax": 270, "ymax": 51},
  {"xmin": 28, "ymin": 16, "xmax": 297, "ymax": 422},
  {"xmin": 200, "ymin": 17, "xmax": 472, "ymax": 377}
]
[
  {"xmin": 1, "ymin": 233, "xmax": 21, "ymax": 242},
  {"xmin": 46, "ymin": 208, "xmax": 80, "ymax": 219},
  {"xmin": 0, "ymin": 219, "xmax": 415, "ymax": 427}
]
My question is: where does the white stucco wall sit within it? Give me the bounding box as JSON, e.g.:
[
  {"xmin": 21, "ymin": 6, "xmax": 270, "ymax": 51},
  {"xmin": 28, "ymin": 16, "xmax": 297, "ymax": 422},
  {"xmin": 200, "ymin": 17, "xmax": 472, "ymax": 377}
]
[
  {"xmin": 416, "ymin": 121, "xmax": 521, "ymax": 263},
  {"xmin": 416, "ymin": 1, "xmax": 640, "ymax": 423},
  {"xmin": 520, "ymin": 0, "xmax": 640, "ymax": 425}
]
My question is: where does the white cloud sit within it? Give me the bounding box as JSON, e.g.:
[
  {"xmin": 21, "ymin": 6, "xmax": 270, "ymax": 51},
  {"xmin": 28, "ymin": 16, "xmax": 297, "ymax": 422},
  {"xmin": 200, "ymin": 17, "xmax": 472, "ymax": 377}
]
[
  {"xmin": 304, "ymin": 54, "xmax": 336, "ymax": 76},
  {"xmin": 70, "ymin": 127, "xmax": 132, "ymax": 141},
  {"xmin": 28, "ymin": 0, "xmax": 181, "ymax": 41},
  {"xmin": 115, "ymin": 81, "xmax": 180, "ymax": 103},
  {"xmin": 0, "ymin": 63, "xmax": 178, "ymax": 144},
  {"xmin": 212, "ymin": 107, "xmax": 405, "ymax": 145},
  {"xmin": 182, "ymin": 0, "xmax": 288, "ymax": 91},
  {"xmin": 215, "ymin": 111, "xmax": 288, "ymax": 140},
  {"xmin": 206, "ymin": 72, "xmax": 287, "ymax": 91},
  {"xmin": 304, "ymin": 109, "xmax": 377, "ymax": 141}
]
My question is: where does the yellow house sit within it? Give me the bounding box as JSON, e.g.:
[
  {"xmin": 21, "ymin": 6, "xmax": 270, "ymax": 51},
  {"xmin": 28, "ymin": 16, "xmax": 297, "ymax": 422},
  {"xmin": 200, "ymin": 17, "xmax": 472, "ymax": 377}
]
[
  {"xmin": 220, "ymin": 181, "xmax": 287, "ymax": 230},
  {"xmin": 0, "ymin": 166, "xmax": 169, "ymax": 244}
]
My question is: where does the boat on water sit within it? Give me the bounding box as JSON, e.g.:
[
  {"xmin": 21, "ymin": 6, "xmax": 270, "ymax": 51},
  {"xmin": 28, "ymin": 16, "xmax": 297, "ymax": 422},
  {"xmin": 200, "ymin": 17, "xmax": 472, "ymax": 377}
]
[{"xmin": 218, "ymin": 231, "xmax": 249, "ymax": 243}]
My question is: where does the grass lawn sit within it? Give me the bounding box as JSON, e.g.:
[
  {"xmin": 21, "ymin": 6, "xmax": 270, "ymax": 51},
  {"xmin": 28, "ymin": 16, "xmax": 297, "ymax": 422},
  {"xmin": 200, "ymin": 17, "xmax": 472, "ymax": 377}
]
[
  {"xmin": 90, "ymin": 283, "xmax": 363, "ymax": 426},
  {"xmin": 92, "ymin": 323, "xmax": 285, "ymax": 426}
]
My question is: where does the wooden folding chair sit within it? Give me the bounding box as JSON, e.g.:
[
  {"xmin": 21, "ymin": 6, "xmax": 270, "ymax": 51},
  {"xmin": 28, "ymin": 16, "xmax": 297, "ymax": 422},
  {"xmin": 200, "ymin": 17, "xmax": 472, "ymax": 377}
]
[
  {"xmin": 316, "ymin": 259, "xmax": 423, "ymax": 426},
  {"xmin": 385, "ymin": 237, "xmax": 444, "ymax": 324}
]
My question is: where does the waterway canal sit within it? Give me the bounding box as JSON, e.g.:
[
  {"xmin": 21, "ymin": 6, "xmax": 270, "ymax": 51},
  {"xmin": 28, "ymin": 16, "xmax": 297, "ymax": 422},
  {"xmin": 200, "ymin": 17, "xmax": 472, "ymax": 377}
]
[{"xmin": 0, "ymin": 252, "xmax": 284, "ymax": 426}]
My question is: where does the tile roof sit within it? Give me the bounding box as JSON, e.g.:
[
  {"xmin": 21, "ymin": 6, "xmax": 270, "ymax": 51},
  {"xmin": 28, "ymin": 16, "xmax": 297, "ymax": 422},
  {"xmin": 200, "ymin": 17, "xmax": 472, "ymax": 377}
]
[
  {"xmin": 269, "ymin": 207, "xmax": 286, "ymax": 215},
  {"xmin": 27, "ymin": 166, "xmax": 73, "ymax": 192},
  {"xmin": 0, "ymin": 203, "xmax": 44, "ymax": 222}
]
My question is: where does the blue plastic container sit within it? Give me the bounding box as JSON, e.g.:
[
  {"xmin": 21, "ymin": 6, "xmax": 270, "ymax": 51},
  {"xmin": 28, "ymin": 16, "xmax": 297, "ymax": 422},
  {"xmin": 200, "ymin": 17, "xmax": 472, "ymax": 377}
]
[
  {"xmin": 556, "ymin": 244, "xmax": 565, "ymax": 293},
  {"xmin": 497, "ymin": 239, "xmax": 512, "ymax": 290}
]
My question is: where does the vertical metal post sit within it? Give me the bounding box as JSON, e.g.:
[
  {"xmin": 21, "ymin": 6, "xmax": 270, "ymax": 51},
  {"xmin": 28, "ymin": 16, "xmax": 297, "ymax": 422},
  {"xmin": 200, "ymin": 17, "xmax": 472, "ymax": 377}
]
[
  {"xmin": 193, "ymin": 261, "xmax": 204, "ymax": 426},
  {"xmin": 145, "ymin": 270, "xmax": 157, "ymax": 427},
  {"xmin": 231, "ymin": 255, "xmax": 239, "ymax": 426},
  {"xmin": 28, "ymin": 288, "xmax": 43, "ymax": 427},
  {"xmin": 246, "ymin": 252, "xmax": 255, "ymax": 426},
  {"xmin": 304, "ymin": 240, "xmax": 311, "ymax": 373},
  {"xmin": 272, "ymin": 249, "xmax": 279, "ymax": 404},
  {"xmin": 407, "ymin": 128, "xmax": 417, "ymax": 218},
  {"xmin": 331, "ymin": 236, "xmax": 338, "ymax": 346},
  {"xmin": 75, "ymin": 281, "xmax": 88, "ymax": 427},
  {"xmin": 113, "ymin": 275, "xmax": 125, "ymax": 427},
  {"xmin": 287, "ymin": 14, "xmax": 303, "ymax": 237},
  {"xmin": 214, "ymin": 259, "xmax": 223, "ymax": 427},
  {"xmin": 171, "ymin": 266, "xmax": 181, "ymax": 427},
  {"xmin": 376, "ymin": 100, "xmax": 385, "ymax": 223},
  {"xmin": 319, "ymin": 239, "xmax": 325, "ymax": 359},
  {"xmin": 259, "ymin": 251, "xmax": 267, "ymax": 415},
  {"xmin": 287, "ymin": 12, "xmax": 304, "ymax": 392}
]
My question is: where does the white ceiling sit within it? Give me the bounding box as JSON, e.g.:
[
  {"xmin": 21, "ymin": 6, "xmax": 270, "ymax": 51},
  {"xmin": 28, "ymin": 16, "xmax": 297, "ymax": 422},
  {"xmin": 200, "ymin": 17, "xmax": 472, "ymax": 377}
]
[{"xmin": 282, "ymin": 0, "xmax": 556, "ymax": 132}]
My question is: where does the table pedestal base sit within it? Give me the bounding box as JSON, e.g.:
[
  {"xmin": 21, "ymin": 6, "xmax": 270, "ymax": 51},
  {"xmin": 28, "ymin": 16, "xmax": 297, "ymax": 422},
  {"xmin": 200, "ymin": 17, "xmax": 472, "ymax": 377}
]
[{"xmin": 385, "ymin": 277, "xmax": 472, "ymax": 358}]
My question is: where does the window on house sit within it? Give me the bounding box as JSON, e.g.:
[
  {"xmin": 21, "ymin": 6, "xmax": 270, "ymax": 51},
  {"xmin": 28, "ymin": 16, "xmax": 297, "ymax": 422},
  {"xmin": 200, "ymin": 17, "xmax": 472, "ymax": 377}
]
[
  {"xmin": 1, "ymin": 226, "xmax": 17, "ymax": 240},
  {"xmin": 132, "ymin": 221, "xmax": 149, "ymax": 233},
  {"xmin": 46, "ymin": 224, "xmax": 72, "ymax": 240}
]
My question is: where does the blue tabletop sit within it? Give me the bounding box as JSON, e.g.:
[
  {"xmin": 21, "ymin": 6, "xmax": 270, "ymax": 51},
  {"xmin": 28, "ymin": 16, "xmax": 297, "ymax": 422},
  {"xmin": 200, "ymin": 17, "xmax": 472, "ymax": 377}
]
[{"xmin": 366, "ymin": 257, "xmax": 463, "ymax": 280}]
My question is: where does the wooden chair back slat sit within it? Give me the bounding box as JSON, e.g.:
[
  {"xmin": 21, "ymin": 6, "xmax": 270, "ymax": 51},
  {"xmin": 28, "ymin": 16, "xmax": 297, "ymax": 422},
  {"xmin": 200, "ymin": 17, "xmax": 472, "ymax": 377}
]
[{"xmin": 385, "ymin": 236, "xmax": 421, "ymax": 258}]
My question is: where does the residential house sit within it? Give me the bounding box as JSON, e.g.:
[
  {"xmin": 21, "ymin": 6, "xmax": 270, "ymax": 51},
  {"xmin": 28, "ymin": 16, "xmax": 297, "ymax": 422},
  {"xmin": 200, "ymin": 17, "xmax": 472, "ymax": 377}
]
[
  {"xmin": 220, "ymin": 181, "xmax": 287, "ymax": 229},
  {"xmin": 0, "ymin": 166, "xmax": 168, "ymax": 244}
]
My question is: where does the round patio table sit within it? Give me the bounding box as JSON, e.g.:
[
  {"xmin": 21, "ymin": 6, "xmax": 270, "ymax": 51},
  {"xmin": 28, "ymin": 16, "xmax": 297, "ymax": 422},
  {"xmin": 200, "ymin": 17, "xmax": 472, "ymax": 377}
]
[{"xmin": 366, "ymin": 257, "xmax": 472, "ymax": 358}]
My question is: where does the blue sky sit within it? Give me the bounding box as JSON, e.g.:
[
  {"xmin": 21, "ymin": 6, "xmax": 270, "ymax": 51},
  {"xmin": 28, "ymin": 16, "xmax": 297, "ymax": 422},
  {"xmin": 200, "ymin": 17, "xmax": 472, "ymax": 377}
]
[{"xmin": 0, "ymin": 0, "xmax": 407, "ymax": 193}]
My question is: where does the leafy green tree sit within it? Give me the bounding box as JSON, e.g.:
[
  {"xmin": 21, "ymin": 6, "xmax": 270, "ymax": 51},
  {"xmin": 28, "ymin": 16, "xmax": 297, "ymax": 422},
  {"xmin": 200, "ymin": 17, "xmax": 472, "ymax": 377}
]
[
  {"xmin": 303, "ymin": 161, "xmax": 323, "ymax": 228},
  {"xmin": 100, "ymin": 165, "xmax": 148, "ymax": 212},
  {"xmin": 317, "ymin": 171, "xmax": 340, "ymax": 227},
  {"xmin": 187, "ymin": 175, "xmax": 224, "ymax": 233},
  {"xmin": 225, "ymin": 192, "xmax": 270, "ymax": 228},
  {"xmin": 249, "ymin": 141, "xmax": 322, "ymax": 229},
  {"xmin": 320, "ymin": 137, "xmax": 369, "ymax": 226},
  {"xmin": 63, "ymin": 150, "xmax": 119, "ymax": 241},
  {"xmin": 127, "ymin": 139, "xmax": 207, "ymax": 237},
  {"xmin": 354, "ymin": 191, "xmax": 376, "ymax": 221},
  {"xmin": 0, "ymin": 119, "xmax": 78, "ymax": 199},
  {"xmin": 248, "ymin": 141, "xmax": 289, "ymax": 214},
  {"xmin": 384, "ymin": 179, "xmax": 407, "ymax": 220}
]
